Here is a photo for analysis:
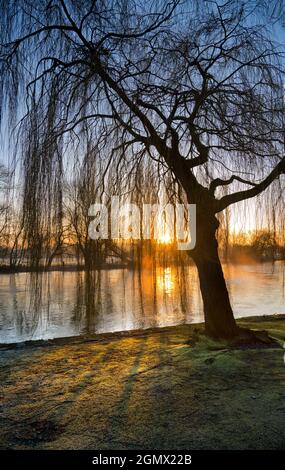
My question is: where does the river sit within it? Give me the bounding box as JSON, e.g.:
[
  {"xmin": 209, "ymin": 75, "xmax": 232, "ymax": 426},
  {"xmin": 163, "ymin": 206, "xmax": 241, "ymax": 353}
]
[{"xmin": 0, "ymin": 261, "xmax": 284, "ymax": 343}]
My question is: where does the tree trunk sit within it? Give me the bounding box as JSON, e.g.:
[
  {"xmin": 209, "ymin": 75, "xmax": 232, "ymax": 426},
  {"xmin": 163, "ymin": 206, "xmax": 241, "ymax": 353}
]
[{"xmin": 191, "ymin": 212, "xmax": 238, "ymax": 339}]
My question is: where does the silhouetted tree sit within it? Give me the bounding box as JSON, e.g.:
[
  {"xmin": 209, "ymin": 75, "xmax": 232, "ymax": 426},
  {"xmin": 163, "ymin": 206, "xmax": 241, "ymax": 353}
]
[{"xmin": 1, "ymin": 0, "xmax": 284, "ymax": 338}]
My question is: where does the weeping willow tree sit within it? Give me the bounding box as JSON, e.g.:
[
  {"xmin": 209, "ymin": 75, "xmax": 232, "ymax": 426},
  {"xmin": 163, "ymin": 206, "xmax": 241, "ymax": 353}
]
[{"xmin": 0, "ymin": 0, "xmax": 285, "ymax": 339}]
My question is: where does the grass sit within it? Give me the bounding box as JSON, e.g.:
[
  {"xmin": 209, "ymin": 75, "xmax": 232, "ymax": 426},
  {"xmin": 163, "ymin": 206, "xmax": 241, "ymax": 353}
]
[{"xmin": 0, "ymin": 315, "xmax": 285, "ymax": 450}]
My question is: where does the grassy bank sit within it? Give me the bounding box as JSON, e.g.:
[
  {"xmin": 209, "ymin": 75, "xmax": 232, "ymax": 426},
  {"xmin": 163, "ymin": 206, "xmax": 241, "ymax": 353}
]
[{"xmin": 1, "ymin": 315, "xmax": 285, "ymax": 450}]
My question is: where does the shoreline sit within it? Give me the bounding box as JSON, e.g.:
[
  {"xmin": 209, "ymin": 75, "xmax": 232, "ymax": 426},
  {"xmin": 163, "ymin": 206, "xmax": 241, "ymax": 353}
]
[
  {"xmin": 0, "ymin": 258, "xmax": 283, "ymax": 275},
  {"xmin": 1, "ymin": 313, "xmax": 285, "ymax": 351},
  {"xmin": 0, "ymin": 263, "xmax": 131, "ymax": 274}
]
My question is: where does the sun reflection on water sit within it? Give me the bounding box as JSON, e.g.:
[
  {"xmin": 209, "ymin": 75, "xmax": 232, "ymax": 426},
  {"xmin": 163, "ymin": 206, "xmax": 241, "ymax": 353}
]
[{"xmin": 157, "ymin": 267, "xmax": 175, "ymax": 295}]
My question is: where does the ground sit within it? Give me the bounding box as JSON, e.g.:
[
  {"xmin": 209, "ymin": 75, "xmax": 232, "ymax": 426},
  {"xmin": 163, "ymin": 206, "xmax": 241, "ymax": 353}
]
[{"xmin": 1, "ymin": 315, "xmax": 285, "ymax": 450}]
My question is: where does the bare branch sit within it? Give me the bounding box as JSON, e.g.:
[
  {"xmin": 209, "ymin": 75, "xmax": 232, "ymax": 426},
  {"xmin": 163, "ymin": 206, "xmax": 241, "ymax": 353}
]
[
  {"xmin": 216, "ymin": 157, "xmax": 285, "ymax": 212},
  {"xmin": 209, "ymin": 174, "xmax": 258, "ymax": 194}
]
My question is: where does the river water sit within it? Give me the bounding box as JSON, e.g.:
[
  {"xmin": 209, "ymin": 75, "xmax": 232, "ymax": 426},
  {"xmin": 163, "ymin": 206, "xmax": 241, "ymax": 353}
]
[{"xmin": 0, "ymin": 262, "xmax": 284, "ymax": 344}]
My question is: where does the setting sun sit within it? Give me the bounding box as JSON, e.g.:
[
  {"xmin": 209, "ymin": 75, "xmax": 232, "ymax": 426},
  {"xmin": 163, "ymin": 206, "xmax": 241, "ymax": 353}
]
[{"xmin": 158, "ymin": 232, "xmax": 173, "ymax": 244}]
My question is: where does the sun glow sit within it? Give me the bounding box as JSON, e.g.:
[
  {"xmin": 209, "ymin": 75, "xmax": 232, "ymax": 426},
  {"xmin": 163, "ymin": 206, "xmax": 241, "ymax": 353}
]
[
  {"xmin": 158, "ymin": 232, "xmax": 173, "ymax": 244},
  {"xmin": 157, "ymin": 218, "xmax": 173, "ymax": 244}
]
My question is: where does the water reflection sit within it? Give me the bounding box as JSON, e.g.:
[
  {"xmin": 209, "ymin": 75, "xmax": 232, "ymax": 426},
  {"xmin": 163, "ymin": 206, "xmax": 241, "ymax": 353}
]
[{"xmin": 0, "ymin": 262, "xmax": 284, "ymax": 344}]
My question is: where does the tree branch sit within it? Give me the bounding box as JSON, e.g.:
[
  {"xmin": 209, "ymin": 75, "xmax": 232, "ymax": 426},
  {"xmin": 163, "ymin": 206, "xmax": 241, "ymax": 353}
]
[
  {"xmin": 209, "ymin": 175, "xmax": 258, "ymax": 194},
  {"xmin": 95, "ymin": 1, "xmax": 179, "ymax": 49},
  {"xmin": 216, "ymin": 157, "xmax": 285, "ymax": 212}
]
